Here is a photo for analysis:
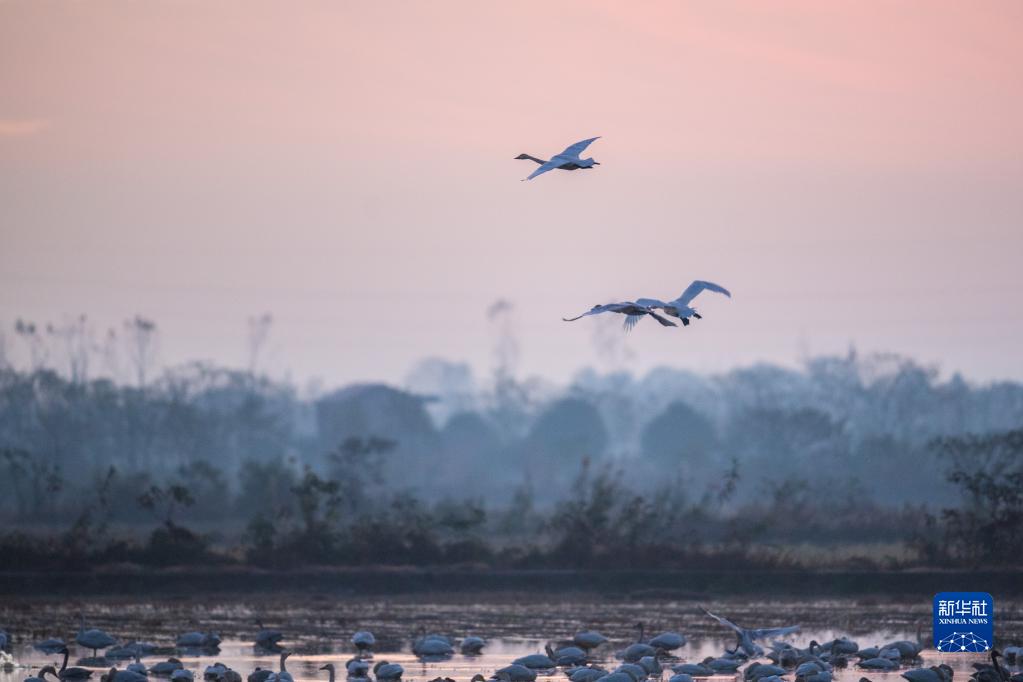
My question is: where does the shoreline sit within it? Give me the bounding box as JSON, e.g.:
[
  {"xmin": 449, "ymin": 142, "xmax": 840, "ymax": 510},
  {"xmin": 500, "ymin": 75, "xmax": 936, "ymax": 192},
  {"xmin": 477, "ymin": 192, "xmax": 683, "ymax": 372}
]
[{"xmin": 2, "ymin": 567, "xmax": 1020, "ymax": 597}]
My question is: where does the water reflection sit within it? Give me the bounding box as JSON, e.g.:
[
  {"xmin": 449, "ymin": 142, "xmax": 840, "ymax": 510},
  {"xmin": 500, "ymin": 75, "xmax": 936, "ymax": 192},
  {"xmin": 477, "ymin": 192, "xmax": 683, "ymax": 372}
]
[
  {"xmin": 1, "ymin": 637, "xmax": 1011, "ymax": 682},
  {"xmin": 1, "ymin": 599, "xmax": 1019, "ymax": 682}
]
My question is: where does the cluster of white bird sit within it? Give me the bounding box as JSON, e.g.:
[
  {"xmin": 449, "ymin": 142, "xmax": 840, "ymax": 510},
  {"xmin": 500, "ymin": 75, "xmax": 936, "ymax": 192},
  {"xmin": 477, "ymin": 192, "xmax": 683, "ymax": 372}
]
[
  {"xmin": 6, "ymin": 610, "xmax": 1023, "ymax": 682},
  {"xmin": 516, "ymin": 137, "xmax": 732, "ymax": 333}
]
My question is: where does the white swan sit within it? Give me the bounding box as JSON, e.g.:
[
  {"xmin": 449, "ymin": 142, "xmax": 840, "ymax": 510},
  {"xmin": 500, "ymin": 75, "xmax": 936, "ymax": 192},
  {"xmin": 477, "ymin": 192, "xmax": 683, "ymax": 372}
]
[
  {"xmin": 701, "ymin": 607, "xmax": 799, "ymax": 657},
  {"xmin": 635, "ymin": 281, "xmax": 731, "ymax": 327},
  {"xmin": 563, "ymin": 302, "xmax": 677, "ymax": 331},
  {"xmin": 516, "ymin": 138, "xmax": 601, "ymax": 181},
  {"xmin": 265, "ymin": 653, "xmax": 292, "ymax": 682},
  {"xmin": 76, "ymin": 615, "xmax": 117, "ymax": 658},
  {"xmin": 351, "ymin": 632, "xmax": 375, "ymax": 654},
  {"xmin": 572, "ymin": 632, "xmax": 607, "ymax": 652}
]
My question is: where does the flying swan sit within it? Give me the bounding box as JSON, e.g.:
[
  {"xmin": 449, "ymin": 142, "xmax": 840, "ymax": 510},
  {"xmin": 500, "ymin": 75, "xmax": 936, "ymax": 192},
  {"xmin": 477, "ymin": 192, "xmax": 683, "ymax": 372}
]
[{"xmin": 516, "ymin": 137, "xmax": 601, "ymax": 181}]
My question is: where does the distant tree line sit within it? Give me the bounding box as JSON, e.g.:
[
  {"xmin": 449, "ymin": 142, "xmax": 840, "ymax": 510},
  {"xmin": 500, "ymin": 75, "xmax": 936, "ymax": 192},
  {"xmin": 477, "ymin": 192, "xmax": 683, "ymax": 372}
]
[{"xmin": 2, "ymin": 315, "xmax": 1023, "ymax": 569}]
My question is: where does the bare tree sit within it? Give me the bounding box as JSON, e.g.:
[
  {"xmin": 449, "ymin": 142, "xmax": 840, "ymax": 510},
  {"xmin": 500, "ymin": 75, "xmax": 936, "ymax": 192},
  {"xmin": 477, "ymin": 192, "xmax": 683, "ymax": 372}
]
[
  {"xmin": 99, "ymin": 327, "xmax": 120, "ymax": 380},
  {"xmin": 123, "ymin": 315, "xmax": 158, "ymax": 387},
  {"xmin": 14, "ymin": 318, "xmax": 48, "ymax": 371},
  {"xmin": 46, "ymin": 314, "xmax": 93, "ymax": 383},
  {"xmin": 246, "ymin": 313, "xmax": 273, "ymax": 375}
]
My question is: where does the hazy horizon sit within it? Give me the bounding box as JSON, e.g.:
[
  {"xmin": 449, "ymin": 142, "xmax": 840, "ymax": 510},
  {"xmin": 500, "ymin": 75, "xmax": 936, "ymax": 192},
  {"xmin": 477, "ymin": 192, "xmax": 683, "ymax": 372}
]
[{"xmin": 3, "ymin": 1, "xmax": 1022, "ymax": 387}]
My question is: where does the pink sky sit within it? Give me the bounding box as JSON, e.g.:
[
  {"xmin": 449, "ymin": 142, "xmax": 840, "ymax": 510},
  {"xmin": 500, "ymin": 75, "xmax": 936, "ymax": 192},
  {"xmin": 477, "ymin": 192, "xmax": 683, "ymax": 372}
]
[{"xmin": 2, "ymin": 1, "xmax": 1022, "ymax": 387}]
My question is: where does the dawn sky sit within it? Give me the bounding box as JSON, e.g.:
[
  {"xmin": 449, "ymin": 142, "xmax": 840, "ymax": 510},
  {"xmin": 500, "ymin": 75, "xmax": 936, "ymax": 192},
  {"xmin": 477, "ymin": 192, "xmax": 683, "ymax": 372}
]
[{"xmin": 2, "ymin": 1, "xmax": 1022, "ymax": 388}]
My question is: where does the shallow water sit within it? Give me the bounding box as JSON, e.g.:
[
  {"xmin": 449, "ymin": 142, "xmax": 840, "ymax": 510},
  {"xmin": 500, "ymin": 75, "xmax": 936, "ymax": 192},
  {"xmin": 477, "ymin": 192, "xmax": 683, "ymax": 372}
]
[{"xmin": 2, "ymin": 597, "xmax": 1019, "ymax": 682}]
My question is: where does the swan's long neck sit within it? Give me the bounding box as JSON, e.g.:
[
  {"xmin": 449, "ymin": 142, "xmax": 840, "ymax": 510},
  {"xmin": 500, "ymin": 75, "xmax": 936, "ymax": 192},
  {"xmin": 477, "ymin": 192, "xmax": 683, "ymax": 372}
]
[
  {"xmin": 60, "ymin": 649, "xmax": 69, "ymax": 673},
  {"xmin": 280, "ymin": 655, "xmax": 287, "ymax": 673}
]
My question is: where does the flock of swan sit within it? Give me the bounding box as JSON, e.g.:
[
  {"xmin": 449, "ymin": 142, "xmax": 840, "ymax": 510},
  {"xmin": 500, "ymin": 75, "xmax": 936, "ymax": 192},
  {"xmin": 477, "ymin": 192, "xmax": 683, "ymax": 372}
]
[
  {"xmin": 3, "ymin": 610, "xmax": 1022, "ymax": 682},
  {"xmin": 514, "ymin": 137, "xmax": 732, "ymax": 332}
]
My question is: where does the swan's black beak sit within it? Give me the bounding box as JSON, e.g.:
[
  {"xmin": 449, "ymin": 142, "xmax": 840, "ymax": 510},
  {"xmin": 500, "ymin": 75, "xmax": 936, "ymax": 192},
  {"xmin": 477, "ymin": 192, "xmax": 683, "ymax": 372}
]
[{"xmin": 593, "ymin": 161, "xmax": 601, "ymax": 165}]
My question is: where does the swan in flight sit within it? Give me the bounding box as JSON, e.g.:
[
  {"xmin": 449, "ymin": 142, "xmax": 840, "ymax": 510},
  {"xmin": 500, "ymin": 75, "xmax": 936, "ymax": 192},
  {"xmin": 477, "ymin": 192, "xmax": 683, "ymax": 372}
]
[
  {"xmin": 635, "ymin": 280, "xmax": 731, "ymax": 327},
  {"xmin": 516, "ymin": 137, "xmax": 601, "ymax": 181},
  {"xmin": 563, "ymin": 302, "xmax": 678, "ymax": 331},
  {"xmin": 701, "ymin": 607, "xmax": 799, "ymax": 657}
]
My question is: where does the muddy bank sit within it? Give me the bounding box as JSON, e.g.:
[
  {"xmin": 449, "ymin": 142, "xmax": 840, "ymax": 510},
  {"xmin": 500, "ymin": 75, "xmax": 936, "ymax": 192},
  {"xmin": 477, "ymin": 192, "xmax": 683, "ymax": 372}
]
[{"xmin": 2, "ymin": 567, "xmax": 1020, "ymax": 597}]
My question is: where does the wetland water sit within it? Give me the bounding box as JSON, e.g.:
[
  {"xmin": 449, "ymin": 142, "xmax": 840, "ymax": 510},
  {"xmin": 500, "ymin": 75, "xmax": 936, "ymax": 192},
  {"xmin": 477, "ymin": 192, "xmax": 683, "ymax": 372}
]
[{"xmin": 2, "ymin": 596, "xmax": 1020, "ymax": 682}]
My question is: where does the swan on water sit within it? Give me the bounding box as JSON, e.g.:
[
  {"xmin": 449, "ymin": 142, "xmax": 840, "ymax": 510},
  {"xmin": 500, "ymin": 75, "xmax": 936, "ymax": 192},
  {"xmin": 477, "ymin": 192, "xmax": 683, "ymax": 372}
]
[
  {"xmin": 545, "ymin": 644, "xmax": 586, "ymax": 667},
  {"xmin": 703, "ymin": 658, "xmax": 744, "ymax": 673},
  {"xmin": 149, "ymin": 660, "xmax": 184, "ymax": 677},
  {"xmin": 345, "ymin": 659, "xmax": 370, "ymax": 678},
  {"xmin": 901, "ymin": 665, "xmax": 953, "ymax": 682},
  {"xmin": 516, "ymin": 137, "xmax": 600, "ymax": 181},
  {"xmin": 25, "ymin": 666, "xmax": 61, "ymax": 682},
  {"xmin": 412, "ymin": 635, "xmax": 454, "ymax": 659},
  {"xmin": 254, "ymin": 622, "xmax": 283, "ymax": 651},
  {"xmin": 351, "ymin": 632, "xmax": 375, "ymax": 654},
  {"xmin": 494, "ymin": 665, "xmax": 536, "ymax": 682},
  {"xmin": 614, "ymin": 663, "xmax": 646, "ymax": 681},
  {"xmin": 746, "ymin": 664, "xmax": 788, "ymax": 681},
  {"xmin": 513, "ymin": 654, "xmax": 556, "ymax": 670},
  {"xmin": 572, "ymin": 632, "xmax": 607, "ymax": 652},
  {"xmin": 460, "ymin": 637, "xmax": 485, "ymax": 655},
  {"xmin": 648, "ymin": 632, "xmax": 686, "ymax": 652},
  {"xmin": 570, "ymin": 669, "xmax": 607, "ymax": 682},
  {"xmin": 319, "ymin": 664, "xmax": 337, "ymax": 682},
  {"xmin": 265, "ymin": 653, "xmax": 292, "ymax": 682},
  {"xmin": 76, "ymin": 616, "xmax": 117, "ymax": 658},
  {"xmin": 639, "ymin": 657, "xmax": 663, "ymax": 675},
  {"xmin": 57, "ymin": 648, "xmax": 92, "ymax": 680},
  {"xmin": 373, "ymin": 662, "xmax": 403, "ymax": 681},
  {"xmin": 176, "ymin": 632, "xmax": 220, "ymax": 650}
]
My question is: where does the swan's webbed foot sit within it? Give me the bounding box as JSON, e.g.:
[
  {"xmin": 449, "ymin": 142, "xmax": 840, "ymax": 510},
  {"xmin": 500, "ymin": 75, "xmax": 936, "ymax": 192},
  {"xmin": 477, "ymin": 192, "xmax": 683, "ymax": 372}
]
[
  {"xmin": 693, "ymin": 313, "xmax": 702, "ymax": 319},
  {"xmin": 681, "ymin": 318, "xmax": 690, "ymax": 326}
]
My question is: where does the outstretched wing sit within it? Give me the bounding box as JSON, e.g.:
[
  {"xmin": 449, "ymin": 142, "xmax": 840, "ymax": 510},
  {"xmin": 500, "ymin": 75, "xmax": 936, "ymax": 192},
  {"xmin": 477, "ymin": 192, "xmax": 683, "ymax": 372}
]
[
  {"xmin": 635, "ymin": 297, "xmax": 669, "ymax": 309},
  {"xmin": 563, "ymin": 304, "xmax": 619, "ymax": 322},
  {"xmin": 558, "ymin": 136, "xmax": 600, "ymax": 159},
  {"xmin": 524, "ymin": 159, "xmax": 562, "ymax": 181},
  {"xmin": 677, "ymin": 280, "xmax": 731, "ymax": 305},
  {"xmin": 648, "ymin": 309, "xmax": 677, "ymax": 327},
  {"xmin": 749, "ymin": 625, "xmax": 800, "ymax": 641},
  {"xmin": 702, "ymin": 607, "xmax": 743, "ymax": 635}
]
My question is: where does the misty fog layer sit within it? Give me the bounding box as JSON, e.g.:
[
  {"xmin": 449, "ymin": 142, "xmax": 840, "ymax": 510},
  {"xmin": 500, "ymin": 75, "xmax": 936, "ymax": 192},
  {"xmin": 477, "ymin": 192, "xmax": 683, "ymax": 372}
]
[{"xmin": 4, "ymin": 338, "xmax": 1023, "ymax": 570}]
